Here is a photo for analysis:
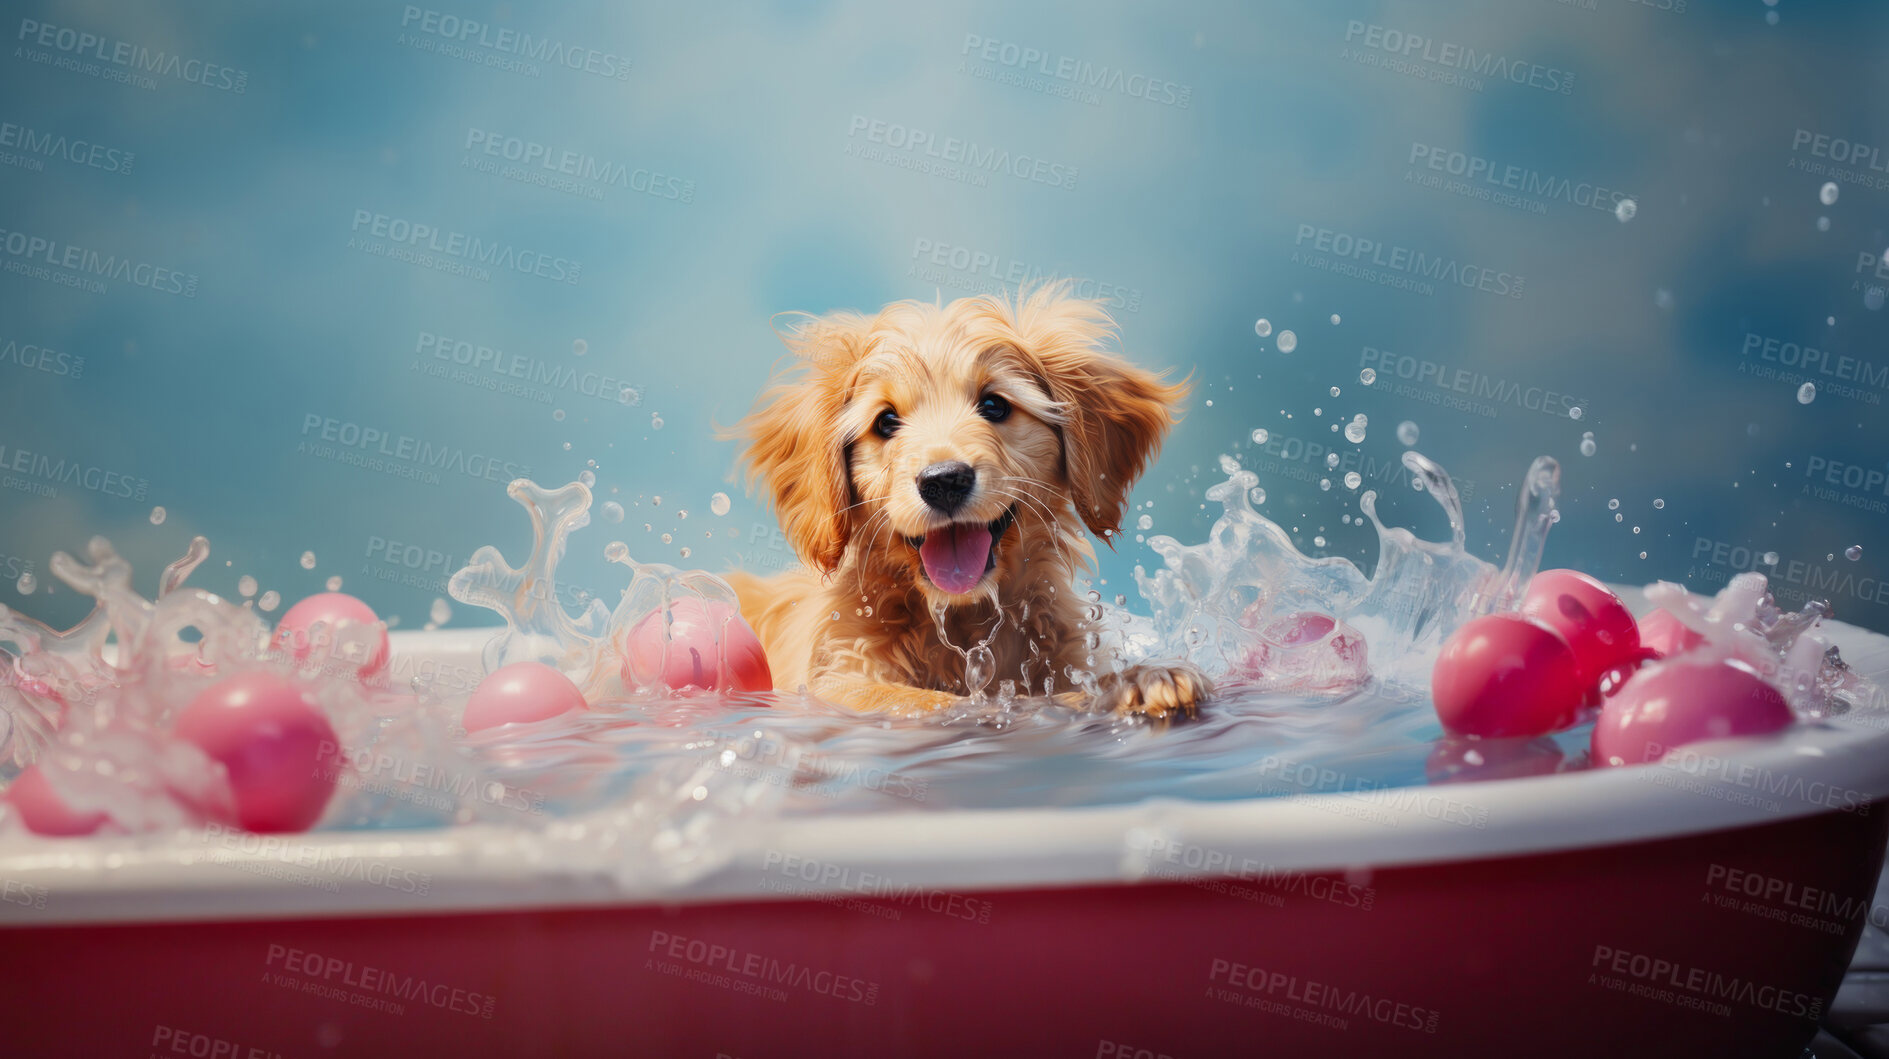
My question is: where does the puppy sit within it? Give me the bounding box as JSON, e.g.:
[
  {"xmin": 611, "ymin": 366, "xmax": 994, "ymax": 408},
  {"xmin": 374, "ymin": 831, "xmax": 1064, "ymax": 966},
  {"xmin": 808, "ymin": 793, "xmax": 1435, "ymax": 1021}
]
[{"xmin": 726, "ymin": 282, "xmax": 1208, "ymax": 719}]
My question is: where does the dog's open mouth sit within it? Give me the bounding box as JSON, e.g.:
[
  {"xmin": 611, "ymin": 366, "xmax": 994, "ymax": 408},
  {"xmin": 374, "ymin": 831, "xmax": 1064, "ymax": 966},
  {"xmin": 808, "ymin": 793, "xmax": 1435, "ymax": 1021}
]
[{"xmin": 905, "ymin": 506, "xmax": 1016, "ymax": 595}]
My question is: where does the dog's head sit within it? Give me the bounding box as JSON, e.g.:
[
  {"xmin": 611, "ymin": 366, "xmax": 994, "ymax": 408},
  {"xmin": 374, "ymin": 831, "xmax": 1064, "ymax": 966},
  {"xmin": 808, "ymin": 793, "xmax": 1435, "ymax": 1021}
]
[{"xmin": 737, "ymin": 282, "xmax": 1187, "ymax": 607}]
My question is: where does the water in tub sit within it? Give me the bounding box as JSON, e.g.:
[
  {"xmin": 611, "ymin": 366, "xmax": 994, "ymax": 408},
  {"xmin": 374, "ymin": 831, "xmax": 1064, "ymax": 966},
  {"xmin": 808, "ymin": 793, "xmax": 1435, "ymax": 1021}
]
[{"xmin": 0, "ymin": 418, "xmax": 1881, "ymax": 887}]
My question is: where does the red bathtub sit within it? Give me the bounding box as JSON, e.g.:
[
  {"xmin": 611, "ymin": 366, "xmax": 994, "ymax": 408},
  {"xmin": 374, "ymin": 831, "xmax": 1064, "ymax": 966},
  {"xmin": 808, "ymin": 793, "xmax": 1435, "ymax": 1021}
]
[{"xmin": 4, "ymin": 619, "xmax": 1887, "ymax": 1058}]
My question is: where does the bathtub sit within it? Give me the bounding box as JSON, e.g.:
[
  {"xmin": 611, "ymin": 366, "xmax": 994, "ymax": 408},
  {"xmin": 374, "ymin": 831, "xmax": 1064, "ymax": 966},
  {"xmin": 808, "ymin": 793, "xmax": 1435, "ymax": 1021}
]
[{"xmin": 4, "ymin": 602, "xmax": 1887, "ymax": 1058}]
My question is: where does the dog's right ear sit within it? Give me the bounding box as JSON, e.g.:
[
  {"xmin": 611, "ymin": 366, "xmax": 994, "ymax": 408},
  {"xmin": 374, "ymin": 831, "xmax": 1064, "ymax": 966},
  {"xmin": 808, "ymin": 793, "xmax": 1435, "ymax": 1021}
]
[{"xmin": 730, "ymin": 312, "xmax": 872, "ymax": 575}]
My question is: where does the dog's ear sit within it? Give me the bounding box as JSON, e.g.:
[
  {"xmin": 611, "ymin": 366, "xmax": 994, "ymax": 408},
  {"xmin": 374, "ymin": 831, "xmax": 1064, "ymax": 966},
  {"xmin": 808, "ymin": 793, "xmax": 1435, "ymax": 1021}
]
[
  {"xmin": 1011, "ymin": 287, "xmax": 1188, "ymax": 545},
  {"xmin": 732, "ymin": 312, "xmax": 872, "ymax": 574}
]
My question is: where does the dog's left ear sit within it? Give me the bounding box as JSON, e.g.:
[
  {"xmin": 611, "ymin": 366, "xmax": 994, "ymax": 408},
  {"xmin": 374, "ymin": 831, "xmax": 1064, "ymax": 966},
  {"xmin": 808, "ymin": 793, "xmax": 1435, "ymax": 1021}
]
[
  {"xmin": 730, "ymin": 312, "xmax": 872, "ymax": 575},
  {"xmin": 1013, "ymin": 290, "xmax": 1189, "ymax": 545}
]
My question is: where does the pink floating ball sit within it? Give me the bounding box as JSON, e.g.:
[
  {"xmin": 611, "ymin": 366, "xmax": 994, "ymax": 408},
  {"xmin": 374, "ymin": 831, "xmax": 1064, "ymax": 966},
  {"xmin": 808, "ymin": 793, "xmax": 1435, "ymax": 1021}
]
[
  {"xmin": 7, "ymin": 764, "xmax": 108, "ymax": 837},
  {"xmin": 1519, "ymin": 570, "xmax": 1642, "ymax": 690},
  {"xmin": 463, "ymin": 662, "xmax": 588, "ymax": 733},
  {"xmin": 1638, "ymin": 608, "xmax": 1706, "ymax": 659},
  {"xmin": 272, "ymin": 592, "xmax": 390, "ymax": 678},
  {"xmin": 1592, "ymin": 658, "xmax": 1793, "ymax": 767},
  {"xmin": 174, "ymin": 671, "xmax": 339, "ymax": 833},
  {"xmin": 623, "ymin": 598, "xmax": 772, "ymax": 695},
  {"xmin": 1432, "ymin": 613, "xmax": 1584, "ymax": 738}
]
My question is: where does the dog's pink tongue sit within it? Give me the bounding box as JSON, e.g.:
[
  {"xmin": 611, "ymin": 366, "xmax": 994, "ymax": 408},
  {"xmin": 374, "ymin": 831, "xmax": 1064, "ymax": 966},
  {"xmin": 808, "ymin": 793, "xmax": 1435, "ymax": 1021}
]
[{"xmin": 919, "ymin": 523, "xmax": 993, "ymax": 595}]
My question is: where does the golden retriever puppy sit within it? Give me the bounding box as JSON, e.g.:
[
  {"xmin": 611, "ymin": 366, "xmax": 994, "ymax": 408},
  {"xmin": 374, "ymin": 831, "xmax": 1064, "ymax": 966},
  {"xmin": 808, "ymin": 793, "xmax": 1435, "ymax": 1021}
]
[{"xmin": 725, "ymin": 282, "xmax": 1208, "ymax": 719}]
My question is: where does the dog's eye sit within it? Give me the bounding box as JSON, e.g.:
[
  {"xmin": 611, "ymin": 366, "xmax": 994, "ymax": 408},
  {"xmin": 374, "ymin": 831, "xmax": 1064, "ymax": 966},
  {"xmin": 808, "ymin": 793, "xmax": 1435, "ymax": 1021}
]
[
  {"xmin": 873, "ymin": 410, "xmax": 900, "ymax": 439},
  {"xmin": 976, "ymin": 394, "xmax": 1011, "ymax": 422}
]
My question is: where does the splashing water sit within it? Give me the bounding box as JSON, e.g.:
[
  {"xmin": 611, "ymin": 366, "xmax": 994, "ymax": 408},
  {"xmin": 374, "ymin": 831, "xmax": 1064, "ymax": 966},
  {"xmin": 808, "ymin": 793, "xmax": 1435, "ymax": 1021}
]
[{"xmin": 1130, "ymin": 452, "xmax": 1559, "ymax": 689}]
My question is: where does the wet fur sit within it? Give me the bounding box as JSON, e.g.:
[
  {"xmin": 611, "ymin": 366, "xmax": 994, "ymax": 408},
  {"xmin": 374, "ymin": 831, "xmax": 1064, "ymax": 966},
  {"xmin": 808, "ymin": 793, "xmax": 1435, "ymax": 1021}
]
[{"xmin": 728, "ymin": 283, "xmax": 1208, "ymax": 718}]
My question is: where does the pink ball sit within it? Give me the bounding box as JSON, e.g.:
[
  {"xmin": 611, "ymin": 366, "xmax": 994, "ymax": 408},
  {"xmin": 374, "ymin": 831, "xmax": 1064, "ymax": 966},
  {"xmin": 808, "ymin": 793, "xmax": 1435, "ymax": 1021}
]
[
  {"xmin": 174, "ymin": 671, "xmax": 339, "ymax": 833},
  {"xmin": 7, "ymin": 764, "xmax": 108, "ymax": 837},
  {"xmin": 463, "ymin": 662, "xmax": 588, "ymax": 733},
  {"xmin": 622, "ymin": 598, "xmax": 773, "ymax": 695},
  {"xmin": 1592, "ymin": 658, "xmax": 1794, "ymax": 767},
  {"xmin": 272, "ymin": 592, "xmax": 390, "ymax": 678},
  {"xmin": 1432, "ymin": 614, "xmax": 1584, "ymax": 738},
  {"xmin": 1638, "ymin": 608, "xmax": 1706, "ymax": 659},
  {"xmin": 1519, "ymin": 569, "xmax": 1641, "ymax": 690}
]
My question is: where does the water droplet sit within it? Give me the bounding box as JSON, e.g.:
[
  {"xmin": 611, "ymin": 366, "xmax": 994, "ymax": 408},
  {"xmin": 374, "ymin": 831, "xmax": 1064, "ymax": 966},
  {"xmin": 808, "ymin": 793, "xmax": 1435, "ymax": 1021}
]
[
  {"xmin": 1639, "ymin": 551, "xmax": 1648, "ymax": 560},
  {"xmin": 1580, "ymin": 434, "xmax": 1597, "ymax": 458},
  {"xmin": 618, "ymin": 385, "xmax": 643, "ymax": 406},
  {"xmin": 1607, "ymin": 498, "xmax": 1620, "ymax": 510},
  {"xmin": 1313, "ymin": 535, "xmax": 1327, "ymax": 548},
  {"xmin": 15, "ymin": 572, "xmax": 35, "ymax": 594},
  {"xmin": 1253, "ymin": 318, "xmax": 1272, "ymax": 338},
  {"xmin": 1218, "ymin": 454, "xmax": 1241, "ymax": 474},
  {"xmin": 1343, "ymin": 471, "xmax": 1362, "ymax": 490},
  {"xmin": 1325, "ymin": 452, "xmax": 1340, "ymax": 469},
  {"xmin": 1137, "ymin": 514, "xmax": 1152, "ymax": 530},
  {"xmin": 711, "ymin": 492, "xmax": 731, "ymax": 516},
  {"xmin": 1848, "ymin": 545, "xmax": 1864, "ymax": 561},
  {"xmin": 325, "ymin": 575, "xmax": 343, "ymax": 591},
  {"xmin": 1344, "ymin": 419, "xmax": 1366, "ymax": 444},
  {"xmin": 149, "ymin": 506, "xmax": 167, "ymax": 525},
  {"xmin": 562, "ymin": 442, "xmax": 571, "ymax": 451},
  {"xmin": 1797, "ymin": 382, "xmax": 1816, "ymax": 404},
  {"xmin": 678, "ymin": 509, "xmax": 689, "ymax": 519},
  {"xmin": 830, "ymin": 611, "xmax": 841, "ymax": 622},
  {"xmin": 1762, "ymin": 551, "xmax": 1779, "ymax": 566},
  {"xmin": 1329, "ymin": 386, "xmax": 1341, "ymax": 397},
  {"xmin": 1817, "ymin": 216, "xmax": 1831, "ymax": 232},
  {"xmin": 258, "ymin": 590, "xmax": 281, "ymax": 612},
  {"xmin": 1360, "ymin": 368, "xmax": 1376, "ymax": 385},
  {"xmin": 652, "ymin": 496, "xmax": 662, "ymax": 507},
  {"xmin": 238, "ymin": 575, "xmax": 257, "ymax": 597},
  {"xmin": 552, "ymin": 409, "xmax": 566, "ymax": 422},
  {"xmin": 1821, "ymin": 182, "xmax": 1840, "ymax": 206},
  {"xmin": 1319, "ymin": 478, "xmax": 1331, "ymax": 491},
  {"xmin": 1312, "ymin": 407, "xmax": 1322, "ymax": 417},
  {"xmin": 1250, "ymin": 487, "xmax": 1266, "ymax": 505},
  {"xmin": 1632, "ymin": 526, "xmax": 1641, "ymax": 534},
  {"xmin": 578, "ymin": 469, "xmax": 596, "ymax": 487},
  {"xmin": 430, "ymin": 598, "xmax": 451, "ymax": 625},
  {"xmin": 1397, "ymin": 421, "xmax": 1419, "ymax": 446},
  {"xmin": 1329, "ymin": 314, "xmax": 1341, "ymax": 325},
  {"xmin": 650, "ymin": 414, "xmax": 665, "ymax": 430},
  {"xmin": 661, "ymin": 533, "xmax": 673, "ymax": 544},
  {"xmin": 299, "ymin": 551, "xmax": 317, "ymax": 570},
  {"xmin": 1614, "ymin": 513, "xmax": 1623, "ymax": 523},
  {"xmin": 1250, "ymin": 427, "xmax": 1270, "ymax": 445},
  {"xmin": 1614, "ymin": 198, "xmax": 1637, "ymax": 223},
  {"xmin": 1653, "ymin": 498, "xmax": 1665, "ymax": 509},
  {"xmin": 572, "ymin": 338, "xmax": 588, "ymax": 356},
  {"xmin": 1276, "ymin": 330, "xmax": 1297, "ymax": 353},
  {"xmin": 679, "ymin": 549, "xmax": 691, "ymax": 562},
  {"xmin": 601, "ymin": 501, "xmax": 624, "ymax": 523}
]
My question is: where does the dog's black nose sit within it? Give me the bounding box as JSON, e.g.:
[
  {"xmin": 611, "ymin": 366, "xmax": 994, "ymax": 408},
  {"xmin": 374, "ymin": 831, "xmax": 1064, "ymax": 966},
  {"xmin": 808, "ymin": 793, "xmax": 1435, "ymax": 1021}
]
[{"xmin": 916, "ymin": 461, "xmax": 976, "ymax": 513}]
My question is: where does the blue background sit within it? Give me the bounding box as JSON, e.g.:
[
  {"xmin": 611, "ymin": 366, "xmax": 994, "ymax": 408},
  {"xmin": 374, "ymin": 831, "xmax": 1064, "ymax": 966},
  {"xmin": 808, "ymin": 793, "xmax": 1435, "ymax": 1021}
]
[{"xmin": 2, "ymin": 0, "xmax": 1886, "ymax": 639}]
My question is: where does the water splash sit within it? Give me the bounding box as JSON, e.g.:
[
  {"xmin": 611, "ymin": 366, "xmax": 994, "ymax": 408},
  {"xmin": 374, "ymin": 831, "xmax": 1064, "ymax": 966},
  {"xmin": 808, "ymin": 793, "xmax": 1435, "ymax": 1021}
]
[
  {"xmin": 1132, "ymin": 452, "xmax": 1560, "ymax": 688},
  {"xmin": 1642, "ymin": 573, "xmax": 1880, "ymax": 719},
  {"xmin": 447, "ymin": 478, "xmax": 762, "ymax": 700}
]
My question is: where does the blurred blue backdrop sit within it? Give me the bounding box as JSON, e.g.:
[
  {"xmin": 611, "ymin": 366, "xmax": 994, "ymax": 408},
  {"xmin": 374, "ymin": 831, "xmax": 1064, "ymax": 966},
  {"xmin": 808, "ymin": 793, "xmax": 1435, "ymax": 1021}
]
[{"xmin": 2, "ymin": 0, "xmax": 1886, "ymax": 637}]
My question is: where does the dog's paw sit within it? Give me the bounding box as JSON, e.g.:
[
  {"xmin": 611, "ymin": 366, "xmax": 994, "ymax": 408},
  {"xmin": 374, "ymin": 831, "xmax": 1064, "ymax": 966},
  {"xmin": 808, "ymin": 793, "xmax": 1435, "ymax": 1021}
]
[{"xmin": 1096, "ymin": 663, "xmax": 1211, "ymax": 721}]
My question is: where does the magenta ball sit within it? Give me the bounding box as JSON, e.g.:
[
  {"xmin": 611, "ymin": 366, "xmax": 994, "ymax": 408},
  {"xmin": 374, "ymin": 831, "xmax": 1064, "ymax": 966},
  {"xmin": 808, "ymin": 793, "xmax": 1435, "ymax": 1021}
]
[
  {"xmin": 1638, "ymin": 608, "xmax": 1705, "ymax": 659},
  {"xmin": 463, "ymin": 662, "xmax": 588, "ymax": 733},
  {"xmin": 272, "ymin": 592, "xmax": 390, "ymax": 677},
  {"xmin": 1592, "ymin": 659, "xmax": 1794, "ymax": 767},
  {"xmin": 174, "ymin": 671, "xmax": 339, "ymax": 833},
  {"xmin": 623, "ymin": 598, "xmax": 773, "ymax": 695},
  {"xmin": 1432, "ymin": 613, "xmax": 1584, "ymax": 738},
  {"xmin": 7, "ymin": 765, "xmax": 109, "ymax": 837},
  {"xmin": 1519, "ymin": 569, "xmax": 1642, "ymax": 690}
]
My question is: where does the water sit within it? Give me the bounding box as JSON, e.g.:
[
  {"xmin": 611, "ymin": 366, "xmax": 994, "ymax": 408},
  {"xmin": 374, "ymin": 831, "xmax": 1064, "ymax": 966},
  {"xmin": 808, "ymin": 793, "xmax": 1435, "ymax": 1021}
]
[{"xmin": 1, "ymin": 451, "xmax": 1879, "ymax": 844}]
